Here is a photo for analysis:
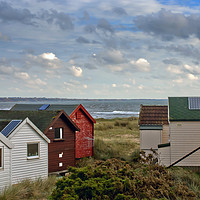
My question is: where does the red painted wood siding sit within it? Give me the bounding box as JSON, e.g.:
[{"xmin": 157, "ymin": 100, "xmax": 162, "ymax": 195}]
[
  {"xmin": 45, "ymin": 116, "xmax": 75, "ymax": 173},
  {"xmin": 70, "ymin": 109, "xmax": 94, "ymax": 158}
]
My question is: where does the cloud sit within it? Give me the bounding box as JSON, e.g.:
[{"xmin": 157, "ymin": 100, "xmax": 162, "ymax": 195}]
[
  {"xmin": 26, "ymin": 53, "xmax": 62, "ymax": 69},
  {"xmin": 0, "ymin": 65, "xmax": 13, "ymax": 74},
  {"xmin": 40, "ymin": 52, "xmax": 58, "ymax": 60},
  {"xmin": 76, "ymin": 36, "xmax": 90, "ymax": 44},
  {"xmin": 14, "ymin": 72, "xmax": 30, "ymax": 80},
  {"xmin": 81, "ymin": 11, "xmax": 90, "ymax": 20},
  {"xmin": 41, "ymin": 9, "xmax": 74, "ymax": 30},
  {"xmin": 163, "ymin": 58, "xmax": 181, "ymax": 65},
  {"xmin": 187, "ymin": 73, "xmax": 198, "ymax": 80},
  {"xmin": 97, "ymin": 18, "xmax": 114, "ymax": 33},
  {"xmin": 112, "ymin": 7, "xmax": 127, "ymax": 16},
  {"xmin": 71, "ymin": 66, "xmax": 82, "ymax": 77},
  {"xmin": 167, "ymin": 65, "xmax": 182, "ymax": 74},
  {"xmin": 112, "ymin": 83, "xmax": 117, "ymax": 87},
  {"xmin": 138, "ymin": 85, "xmax": 144, "ymax": 90},
  {"xmin": 134, "ymin": 9, "xmax": 200, "ymax": 40},
  {"xmin": 98, "ymin": 49, "xmax": 126, "ymax": 65},
  {"xmin": 130, "ymin": 58, "xmax": 150, "ymax": 72},
  {"xmin": 150, "ymin": 44, "xmax": 200, "ymax": 60},
  {"xmin": 0, "ymin": 1, "xmax": 36, "ymax": 25}
]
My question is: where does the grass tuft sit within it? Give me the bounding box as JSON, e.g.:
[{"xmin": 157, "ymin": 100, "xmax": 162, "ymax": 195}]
[{"xmin": 0, "ymin": 176, "xmax": 57, "ymax": 200}]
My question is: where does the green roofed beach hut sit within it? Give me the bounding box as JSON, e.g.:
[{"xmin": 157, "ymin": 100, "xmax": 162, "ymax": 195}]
[{"xmin": 158, "ymin": 97, "xmax": 200, "ymax": 167}]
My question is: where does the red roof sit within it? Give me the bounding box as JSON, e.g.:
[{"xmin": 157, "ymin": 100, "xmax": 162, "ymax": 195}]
[{"xmin": 139, "ymin": 105, "xmax": 168, "ymax": 125}]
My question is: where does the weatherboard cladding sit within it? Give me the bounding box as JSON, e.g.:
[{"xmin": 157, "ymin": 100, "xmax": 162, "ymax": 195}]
[
  {"xmin": 169, "ymin": 97, "xmax": 200, "ymax": 121},
  {"xmin": 139, "ymin": 105, "xmax": 168, "ymax": 125},
  {"xmin": 0, "ymin": 110, "xmax": 79, "ymax": 173}
]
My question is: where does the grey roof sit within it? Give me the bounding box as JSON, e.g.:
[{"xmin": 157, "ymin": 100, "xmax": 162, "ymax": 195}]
[
  {"xmin": 0, "ymin": 110, "xmax": 79, "ymax": 133},
  {"xmin": 11, "ymin": 104, "xmax": 79, "ymax": 115}
]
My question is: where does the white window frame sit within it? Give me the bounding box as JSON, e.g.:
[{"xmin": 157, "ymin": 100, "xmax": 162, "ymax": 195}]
[
  {"xmin": 0, "ymin": 147, "xmax": 3, "ymax": 169},
  {"xmin": 55, "ymin": 128, "xmax": 63, "ymax": 139},
  {"xmin": 27, "ymin": 142, "xmax": 40, "ymax": 159}
]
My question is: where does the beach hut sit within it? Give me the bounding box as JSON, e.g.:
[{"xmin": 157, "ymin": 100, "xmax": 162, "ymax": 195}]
[
  {"xmin": 138, "ymin": 105, "xmax": 169, "ymax": 155},
  {"xmin": 158, "ymin": 97, "xmax": 200, "ymax": 167},
  {"xmin": 11, "ymin": 104, "xmax": 96, "ymax": 158},
  {"xmin": 0, "ymin": 132, "xmax": 13, "ymax": 191},
  {"xmin": 0, "ymin": 117, "xmax": 50, "ymax": 190},
  {"xmin": 0, "ymin": 110, "xmax": 79, "ymax": 173}
]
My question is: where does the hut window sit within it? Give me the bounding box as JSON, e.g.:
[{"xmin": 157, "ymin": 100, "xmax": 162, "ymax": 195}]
[
  {"xmin": 76, "ymin": 111, "xmax": 81, "ymax": 119},
  {"xmin": 55, "ymin": 128, "xmax": 63, "ymax": 139},
  {"xmin": 27, "ymin": 143, "xmax": 39, "ymax": 159},
  {"xmin": 0, "ymin": 148, "xmax": 3, "ymax": 168}
]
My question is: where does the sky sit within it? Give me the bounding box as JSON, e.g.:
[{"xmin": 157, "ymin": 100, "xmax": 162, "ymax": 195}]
[{"xmin": 1, "ymin": 0, "xmax": 200, "ymax": 99}]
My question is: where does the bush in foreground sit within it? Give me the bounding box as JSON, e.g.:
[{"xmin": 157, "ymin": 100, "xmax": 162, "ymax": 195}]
[{"xmin": 50, "ymin": 159, "xmax": 196, "ymax": 200}]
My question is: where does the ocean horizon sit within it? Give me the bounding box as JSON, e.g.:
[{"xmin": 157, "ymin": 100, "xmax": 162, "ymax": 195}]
[{"xmin": 0, "ymin": 98, "xmax": 168, "ymax": 119}]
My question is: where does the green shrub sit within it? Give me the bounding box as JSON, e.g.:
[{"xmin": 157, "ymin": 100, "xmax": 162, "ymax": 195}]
[{"xmin": 50, "ymin": 159, "xmax": 196, "ymax": 200}]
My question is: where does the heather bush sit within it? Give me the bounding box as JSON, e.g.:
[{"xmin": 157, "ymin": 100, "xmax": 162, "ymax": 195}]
[{"xmin": 50, "ymin": 159, "xmax": 196, "ymax": 200}]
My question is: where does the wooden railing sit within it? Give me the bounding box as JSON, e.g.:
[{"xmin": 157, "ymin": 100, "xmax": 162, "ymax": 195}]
[{"xmin": 167, "ymin": 146, "xmax": 200, "ymax": 168}]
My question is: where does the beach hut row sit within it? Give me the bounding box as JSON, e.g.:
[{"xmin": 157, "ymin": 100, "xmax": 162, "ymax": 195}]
[
  {"xmin": 139, "ymin": 97, "xmax": 200, "ymax": 169},
  {"xmin": 0, "ymin": 104, "xmax": 95, "ymax": 191}
]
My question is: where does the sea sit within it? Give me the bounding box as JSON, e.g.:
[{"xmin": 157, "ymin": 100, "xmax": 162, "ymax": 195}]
[{"xmin": 0, "ymin": 99, "xmax": 168, "ymax": 119}]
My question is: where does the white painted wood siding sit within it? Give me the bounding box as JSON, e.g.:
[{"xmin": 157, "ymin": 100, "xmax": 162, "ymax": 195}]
[
  {"xmin": 162, "ymin": 125, "xmax": 169, "ymax": 144},
  {"xmin": 158, "ymin": 146, "xmax": 170, "ymax": 167},
  {"xmin": 10, "ymin": 123, "xmax": 48, "ymax": 184},
  {"xmin": 140, "ymin": 130, "xmax": 162, "ymax": 150},
  {"xmin": 0, "ymin": 141, "xmax": 11, "ymax": 191},
  {"xmin": 170, "ymin": 121, "xmax": 200, "ymax": 166}
]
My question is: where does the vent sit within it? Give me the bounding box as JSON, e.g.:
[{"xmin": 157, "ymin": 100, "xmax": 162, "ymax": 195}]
[
  {"xmin": 188, "ymin": 97, "xmax": 200, "ymax": 110},
  {"xmin": 1, "ymin": 120, "xmax": 22, "ymax": 137},
  {"xmin": 38, "ymin": 104, "xmax": 50, "ymax": 110}
]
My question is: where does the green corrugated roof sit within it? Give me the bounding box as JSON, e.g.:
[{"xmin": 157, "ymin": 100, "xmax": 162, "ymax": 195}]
[
  {"xmin": 169, "ymin": 97, "xmax": 200, "ymax": 121},
  {"xmin": 0, "ymin": 110, "xmax": 61, "ymax": 132},
  {"xmin": 11, "ymin": 104, "xmax": 78, "ymax": 115}
]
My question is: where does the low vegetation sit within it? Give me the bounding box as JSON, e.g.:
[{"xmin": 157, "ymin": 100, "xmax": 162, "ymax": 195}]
[
  {"xmin": 0, "ymin": 176, "xmax": 57, "ymax": 200},
  {"xmin": 94, "ymin": 117, "xmax": 140, "ymax": 161},
  {"xmin": 1, "ymin": 117, "xmax": 200, "ymax": 199},
  {"xmin": 50, "ymin": 159, "xmax": 197, "ymax": 200}
]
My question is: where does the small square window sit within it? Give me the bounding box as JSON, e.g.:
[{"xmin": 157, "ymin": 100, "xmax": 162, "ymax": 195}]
[
  {"xmin": 0, "ymin": 148, "xmax": 3, "ymax": 168},
  {"xmin": 55, "ymin": 128, "xmax": 63, "ymax": 139},
  {"xmin": 27, "ymin": 143, "xmax": 39, "ymax": 159}
]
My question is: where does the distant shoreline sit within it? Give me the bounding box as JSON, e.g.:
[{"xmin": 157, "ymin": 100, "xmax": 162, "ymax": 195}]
[{"xmin": 0, "ymin": 97, "xmax": 167, "ymax": 102}]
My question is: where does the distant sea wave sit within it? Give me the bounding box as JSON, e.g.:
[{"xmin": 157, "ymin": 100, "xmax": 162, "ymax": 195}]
[{"xmin": 92, "ymin": 111, "xmax": 140, "ymax": 119}]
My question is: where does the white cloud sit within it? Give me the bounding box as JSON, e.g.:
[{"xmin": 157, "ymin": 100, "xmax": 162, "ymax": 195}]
[
  {"xmin": 131, "ymin": 58, "xmax": 150, "ymax": 72},
  {"xmin": 26, "ymin": 53, "xmax": 62, "ymax": 69},
  {"xmin": 184, "ymin": 64, "xmax": 193, "ymax": 71},
  {"xmin": 14, "ymin": 72, "xmax": 30, "ymax": 80},
  {"xmin": 40, "ymin": 53, "xmax": 58, "ymax": 60},
  {"xmin": 187, "ymin": 73, "xmax": 198, "ymax": 80},
  {"xmin": 0, "ymin": 65, "xmax": 13, "ymax": 74},
  {"xmin": 112, "ymin": 83, "xmax": 117, "ymax": 87},
  {"xmin": 167, "ymin": 65, "xmax": 182, "ymax": 74},
  {"xmin": 71, "ymin": 66, "xmax": 83, "ymax": 77},
  {"xmin": 83, "ymin": 84, "xmax": 87, "ymax": 89},
  {"xmin": 138, "ymin": 85, "xmax": 144, "ymax": 90}
]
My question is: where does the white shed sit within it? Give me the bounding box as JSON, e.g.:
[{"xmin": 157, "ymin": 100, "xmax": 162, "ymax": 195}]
[
  {"xmin": 0, "ymin": 133, "xmax": 14, "ymax": 191},
  {"xmin": 0, "ymin": 117, "xmax": 50, "ymax": 188}
]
